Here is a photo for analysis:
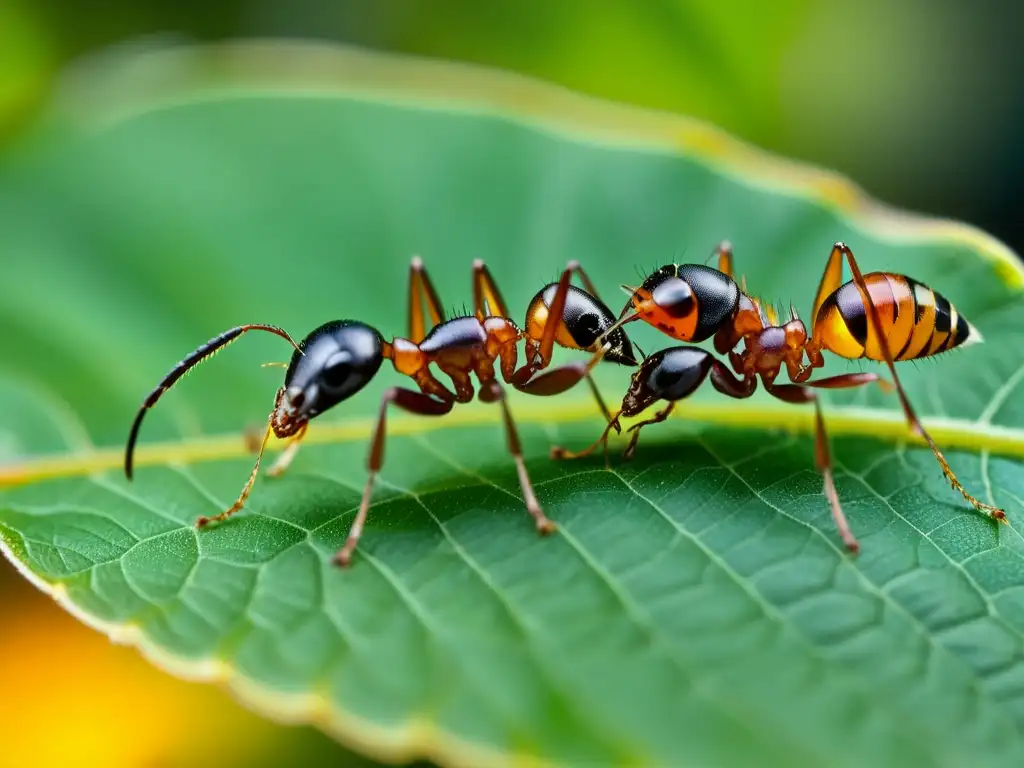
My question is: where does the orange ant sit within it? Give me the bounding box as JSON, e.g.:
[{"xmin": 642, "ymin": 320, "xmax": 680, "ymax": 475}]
[
  {"xmin": 555, "ymin": 241, "xmax": 1006, "ymax": 553},
  {"xmin": 124, "ymin": 257, "xmax": 636, "ymax": 566}
]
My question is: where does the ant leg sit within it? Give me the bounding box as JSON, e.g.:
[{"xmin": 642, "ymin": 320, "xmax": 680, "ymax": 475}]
[
  {"xmin": 811, "ymin": 398, "xmax": 858, "ymax": 552},
  {"xmin": 408, "ymin": 255, "xmax": 446, "ymax": 344},
  {"xmin": 514, "ymin": 343, "xmax": 617, "ymax": 426},
  {"xmin": 197, "ymin": 402, "xmax": 278, "ymax": 528},
  {"xmin": 513, "ymin": 263, "xmax": 576, "ymax": 383},
  {"xmin": 267, "ymin": 423, "xmax": 308, "ymax": 478},
  {"xmin": 479, "ymin": 379, "xmax": 557, "ymax": 534},
  {"xmin": 797, "ymin": 371, "xmax": 888, "ymax": 392},
  {"xmin": 767, "ymin": 374, "xmax": 890, "ymax": 553},
  {"xmin": 623, "ymin": 403, "xmax": 675, "ymax": 459},
  {"xmin": 551, "ymin": 358, "xmax": 754, "ymax": 463},
  {"xmin": 472, "ymin": 259, "xmax": 511, "ymax": 319},
  {"xmin": 622, "ymin": 360, "xmax": 756, "ymax": 459},
  {"xmin": 550, "ymin": 416, "xmax": 620, "ymax": 463},
  {"xmin": 713, "ymin": 241, "xmax": 734, "ymax": 278},
  {"xmin": 564, "ymin": 260, "xmax": 603, "ymax": 305},
  {"xmin": 831, "ymin": 242, "xmax": 1005, "ymax": 521},
  {"xmin": 810, "ymin": 242, "xmax": 845, "ymax": 328},
  {"xmin": 334, "ymin": 387, "xmax": 454, "ymax": 567},
  {"xmin": 584, "ymin": 371, "xmax": 615, "ymax": 426}
]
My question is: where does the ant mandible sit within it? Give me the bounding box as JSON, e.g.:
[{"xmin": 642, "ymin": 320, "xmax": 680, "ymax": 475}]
[
  {"xmin": 555, "ymin": 241, "xmax": 1006, "ymax": 553},
  {"xmin": 124, "ymin": 256, "xmax": 636, "ymax": 566}
]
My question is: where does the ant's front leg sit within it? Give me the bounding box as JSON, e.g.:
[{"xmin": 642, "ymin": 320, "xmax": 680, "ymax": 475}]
[
  {"xmin": 267, "ymin": 423, "xmax": 308, "ymax": 478},
  {"xmin": 198, "ymin": 398, "xmax": 280, "ymax": 528},
  {"xmin": 623, "ymin": 403, "xmax": 676, "ymax": 460},
  {"xmin": 334, "ymin": 387, "xmax": 454, "ymax": 567},
  {"xmin": 622, "ymin": 359, "xmax": 755, "ymax": 459}
]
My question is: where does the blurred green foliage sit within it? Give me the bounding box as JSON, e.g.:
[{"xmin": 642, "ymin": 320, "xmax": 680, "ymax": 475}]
[{"xmin": 3, "ymin": 0, "xmax": 1024, "ymax": 251}]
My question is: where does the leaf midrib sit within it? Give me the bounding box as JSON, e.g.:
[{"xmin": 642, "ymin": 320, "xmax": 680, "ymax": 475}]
[{"xmin": 3, "ymin": 398, "xmax": 1024, "ymax": 490}]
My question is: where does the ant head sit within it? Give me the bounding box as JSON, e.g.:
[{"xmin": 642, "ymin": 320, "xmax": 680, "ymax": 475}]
[
  {"xmin": 273, "ymin": 320, "xmax": 384, "ymax": 435},
  {"xmin": 621, "ymin": 346, "xmax": 714, "ymax": 418},
  {"xmin": 623, "ymin": 264, "xmax": 739, "ymax": 343}
]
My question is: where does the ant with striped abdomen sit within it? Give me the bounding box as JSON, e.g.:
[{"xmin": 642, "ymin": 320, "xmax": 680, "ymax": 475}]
[{"xmin": 554, "ymin": 241, "xmax": 1005, "ymax": 553}]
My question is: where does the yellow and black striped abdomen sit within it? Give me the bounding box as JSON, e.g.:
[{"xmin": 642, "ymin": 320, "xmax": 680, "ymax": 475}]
[{"xmin": 813, "ymin": 272, "xmax": 979, "ymax": 362}]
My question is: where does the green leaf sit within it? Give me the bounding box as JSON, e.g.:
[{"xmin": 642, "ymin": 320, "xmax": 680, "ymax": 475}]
[{"xmin": 2, "ymin": 41, "xmax": 1024, "ymax": 767}]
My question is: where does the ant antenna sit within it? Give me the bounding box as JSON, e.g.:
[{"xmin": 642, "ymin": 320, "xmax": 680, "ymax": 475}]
[{"xmin": 125, "ymin": 324, "xmax": 301, "ymax": 480}]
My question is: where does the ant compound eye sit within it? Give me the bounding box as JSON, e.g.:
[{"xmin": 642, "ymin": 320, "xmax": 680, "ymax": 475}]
[
  {"xmin": 321, "ymin": 356, "xmax": 355, "ymax": 391},
  {"xmin": 651, "ymin": 278, "xmax": 694, "ymax": 318}
]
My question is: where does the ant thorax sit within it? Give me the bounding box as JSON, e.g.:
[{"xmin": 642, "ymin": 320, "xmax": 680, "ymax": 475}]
[{"xmin": 728, "ymin": 294, "xmax": 809, "ymax": 383}]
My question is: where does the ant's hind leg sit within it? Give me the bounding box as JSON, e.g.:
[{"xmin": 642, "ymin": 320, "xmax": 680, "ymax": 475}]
[
  {"xmin": 767, "ymin": 377, "xmax": 885, "ymax": 553},
  {"xmin": 479, "ymin": 379, "xmax": 557, "ymax": 535},
  {"xmin": 334, "ymin": 387, "xmax": 454, "ymax": 567},
  {"xmin": 829, "ymin": 242, "xmax": 1006, "ymax": 522}
]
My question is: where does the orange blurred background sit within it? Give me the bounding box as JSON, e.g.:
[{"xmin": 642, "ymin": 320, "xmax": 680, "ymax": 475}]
[{"xmin": 0, "ymin": 566, "xmax": 356, "ymax": 766}]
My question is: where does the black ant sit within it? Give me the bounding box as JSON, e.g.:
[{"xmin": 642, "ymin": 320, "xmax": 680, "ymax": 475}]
[
  {"xmin": 124, "ymin": 257, "xmax": 635, "ymax": 566},
  {"xmin": 554, "ymin": 241, "xmax": 1006, "ymax": 553}
]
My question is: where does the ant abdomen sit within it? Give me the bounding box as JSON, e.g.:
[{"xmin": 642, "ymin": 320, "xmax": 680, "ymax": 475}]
[
  {"xmin": 814, "ymin": 273, "xmax": 980, "ymax": 362},
  {"xmin": 526, "ymin": 282, "xmax": 636, "ymax": 365}
]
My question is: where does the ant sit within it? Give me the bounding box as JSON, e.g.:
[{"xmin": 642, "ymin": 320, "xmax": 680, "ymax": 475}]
[
  {"xmin": 124, "ymin": 256, "xmax": 636, "ymax": 566},
  {"xmin": 554, "ymin": 241, "xmax": 1006, "ymax": 553}
]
